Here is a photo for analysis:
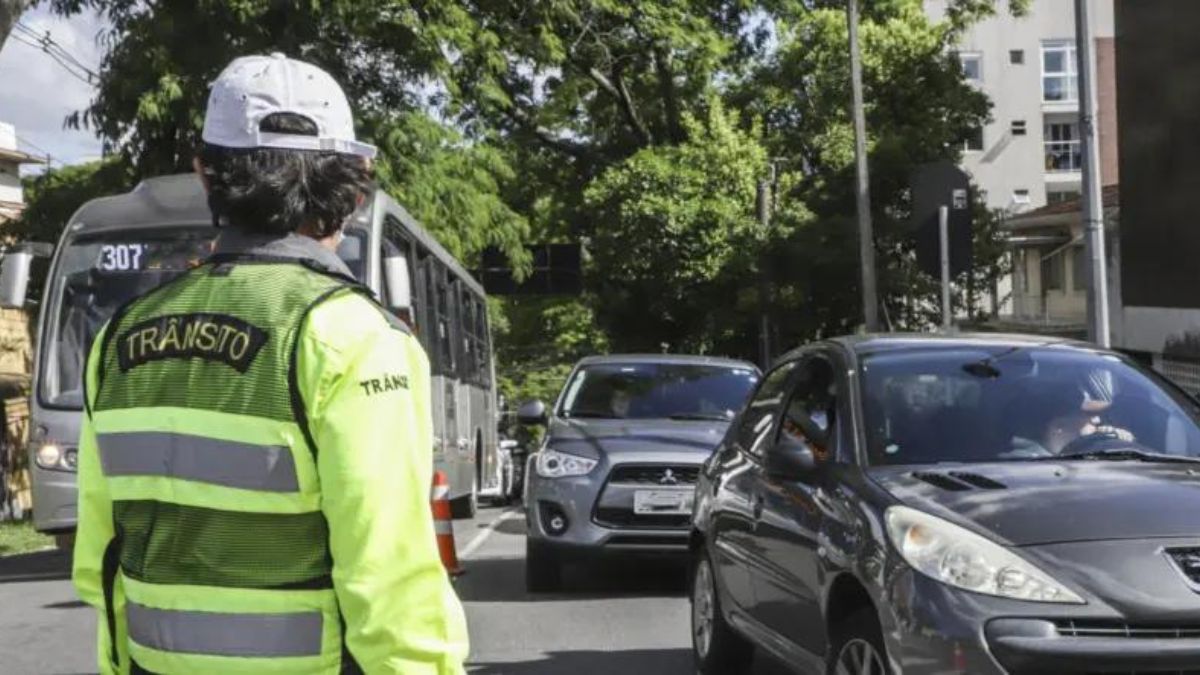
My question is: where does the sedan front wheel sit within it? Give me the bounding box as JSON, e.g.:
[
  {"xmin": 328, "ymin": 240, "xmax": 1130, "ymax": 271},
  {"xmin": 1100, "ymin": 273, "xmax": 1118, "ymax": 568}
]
[{"xmin": 692, "ymin": 551, "xmax": 753, "ymax": 674}]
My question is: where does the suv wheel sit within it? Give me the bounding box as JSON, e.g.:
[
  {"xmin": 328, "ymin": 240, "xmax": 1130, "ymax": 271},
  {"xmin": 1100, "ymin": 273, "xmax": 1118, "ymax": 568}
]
[
  {"xmin": 525, "ymin": 539, "xmax": 562, "ymax": 592},
  {"xmin": 692, "ymin": 552, "xmax": 753, "ymax": 674},
  {"xmin": 828, "ymin": 608, "xmax": 890, "ymax": 675}
]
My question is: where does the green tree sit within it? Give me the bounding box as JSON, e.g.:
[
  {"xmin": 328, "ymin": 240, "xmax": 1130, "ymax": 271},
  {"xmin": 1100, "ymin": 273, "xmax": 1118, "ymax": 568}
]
[
  {"xmin": 585, "ymin": 101, "xmax": 800, "ymax": 353},
  {"xmin": 44, "ymin": 0, "xmax": 529, "ymax": 269},
  {"xmin": 10, "ymin": 158, "xmax": 131, "ymax": 244}
]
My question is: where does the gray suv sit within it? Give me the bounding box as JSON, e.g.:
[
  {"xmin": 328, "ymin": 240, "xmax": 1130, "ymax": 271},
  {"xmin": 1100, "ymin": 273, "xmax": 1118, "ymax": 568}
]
[{"xmin": 519, "ymin": 354, "xmax": 759, "ymax": 592}]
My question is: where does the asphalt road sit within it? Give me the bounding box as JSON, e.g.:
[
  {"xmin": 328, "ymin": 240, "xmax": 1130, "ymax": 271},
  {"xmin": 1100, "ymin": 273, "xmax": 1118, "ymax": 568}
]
[{"xmin": 0, "ymin": 504, "xmax": 789, "ymax": 674}]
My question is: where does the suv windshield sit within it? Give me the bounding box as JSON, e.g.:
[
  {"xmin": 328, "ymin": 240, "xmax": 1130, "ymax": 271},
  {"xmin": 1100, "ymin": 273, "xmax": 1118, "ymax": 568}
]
[
  {"xmin": 559, "ymin": 362, "xmax": 759, "ymax": 420},
  {"xmin": 40, "ymin": 226, "xmax": 368, "ymax": 409},
  {"xmin": 862, "ymin": 346, "xmax": 1200, "ymax": 465}
]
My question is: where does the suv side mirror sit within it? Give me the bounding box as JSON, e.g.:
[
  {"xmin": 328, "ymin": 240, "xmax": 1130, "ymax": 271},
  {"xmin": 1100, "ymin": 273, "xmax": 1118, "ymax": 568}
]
[
  {"xmin": 0, "ymin": 247, "xmax": 36, "ymax": 309},
  {"xmin": 765, "ymin": 434, "xmax": 817, "ymax": 481},
  {"xmin": 383, "ymin": 255, "xmax": 412, "ymax": 311},
  {"xmin": 517, "ymin": 400, "xmax": 548, "ymax": 426}
]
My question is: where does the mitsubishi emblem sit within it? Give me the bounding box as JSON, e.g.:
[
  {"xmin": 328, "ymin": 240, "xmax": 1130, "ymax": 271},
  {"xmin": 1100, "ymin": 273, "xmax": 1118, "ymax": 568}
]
[{"xmin": 659, "ymin": 468, "xmax": 679, "ymax": 486}]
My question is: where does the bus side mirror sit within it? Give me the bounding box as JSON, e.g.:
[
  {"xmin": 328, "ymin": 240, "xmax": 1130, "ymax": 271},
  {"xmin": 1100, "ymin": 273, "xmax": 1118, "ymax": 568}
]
[
  {"xmin": 0, "ymin": 247, "xmax": 36, "ymax": 309},
  {"xmin": 383, "ymin": 256, "xmax": 412, "ymax": 311}
]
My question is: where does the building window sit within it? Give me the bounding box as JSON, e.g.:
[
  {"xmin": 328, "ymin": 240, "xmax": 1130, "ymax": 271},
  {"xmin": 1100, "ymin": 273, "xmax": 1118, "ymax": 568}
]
[
  {"xmin": 1042, "ymin": 248, "xmax": 1065, "ymax": 291},
  {"xmin": 1010, "ymin": 49, "xmax": 1025, "ymax": 65},
  {"xmin": 1045, "ymin": 121, "xmax": 1082, "ymax": 172},
  {"xmin": 959, "ymin": 53, "xmax": 982, "ymax": 83},
  {"xmin": 1047, "ymin": 190, "xmax": 1080, "ymax": 205},
  {"xmin": 963, "ymin": 126, "xmax": 984, "ymax": 152},
  {"xmin": 1042, "ymin": 40, "xmax": 1078, "ymax": 103},
  {"xmin": 1072, "ymin": 246, "xmax": 1088, "ymax": 291},
  {"xmin": 1011, "ymin": 120, "xmax": 1027, "ymax": 136}
]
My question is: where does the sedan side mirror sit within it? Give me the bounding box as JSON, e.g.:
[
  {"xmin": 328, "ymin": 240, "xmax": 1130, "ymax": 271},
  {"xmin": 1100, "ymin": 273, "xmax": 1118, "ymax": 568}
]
[
  {"xmin": 765, "ymin": 434, "xmax": 817, "ymax": 481},
  {"xmin": 517, "ymin": 400, "xmax": 548, "ymax": 426}
]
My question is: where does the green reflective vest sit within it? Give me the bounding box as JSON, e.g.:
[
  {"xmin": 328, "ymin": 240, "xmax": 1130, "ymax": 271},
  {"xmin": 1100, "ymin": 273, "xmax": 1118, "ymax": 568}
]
[{"xmin": 72, "ymin": 256, "xmax": 469, "ymax": 674}]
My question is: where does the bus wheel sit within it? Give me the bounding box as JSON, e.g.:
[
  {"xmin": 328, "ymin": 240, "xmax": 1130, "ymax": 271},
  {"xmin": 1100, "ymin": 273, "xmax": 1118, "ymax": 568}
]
[
  {"xmin": 54, "ymin": 532, "xmax": 75, "ymax": 553},
  {"xmin": 451, "ymin": 460, "xmax": 479, "ymax": 519}
]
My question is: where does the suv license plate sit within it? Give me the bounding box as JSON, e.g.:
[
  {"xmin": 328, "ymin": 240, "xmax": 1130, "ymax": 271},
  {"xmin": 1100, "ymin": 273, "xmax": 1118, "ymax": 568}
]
[{"xmin": 633, "ymin": 489, "xmax": 695, "ymax": 515}]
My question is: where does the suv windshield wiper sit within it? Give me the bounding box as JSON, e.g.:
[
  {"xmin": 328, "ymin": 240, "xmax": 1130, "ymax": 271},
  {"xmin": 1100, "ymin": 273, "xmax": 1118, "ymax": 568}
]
[
  {"xmin": 1050, "ymin": 448, "xmax": 1200, "ymax": 464},
  {"xmin": 667, "ymin": 412, "xmax": 731, "ymax": 421}
]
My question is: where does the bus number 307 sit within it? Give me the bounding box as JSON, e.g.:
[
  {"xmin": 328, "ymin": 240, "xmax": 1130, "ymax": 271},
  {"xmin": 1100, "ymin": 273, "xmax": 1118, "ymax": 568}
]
[{"xmin": 98, "ymin": 244, "xmax": 146, "ymax": 271}]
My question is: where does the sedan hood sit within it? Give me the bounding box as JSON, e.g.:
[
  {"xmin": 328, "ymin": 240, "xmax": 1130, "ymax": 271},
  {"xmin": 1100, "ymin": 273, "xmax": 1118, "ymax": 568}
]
[
  {"xmin": 871, "ymin": 461, "xmax": 1200, "ymax": 546},
  {"xmin": 545, "ymin": 417, "xmax": 728, "ymax": 458}
]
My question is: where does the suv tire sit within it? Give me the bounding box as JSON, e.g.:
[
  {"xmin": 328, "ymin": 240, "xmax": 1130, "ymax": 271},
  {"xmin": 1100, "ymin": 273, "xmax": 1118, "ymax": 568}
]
[
  {"xmin": 692, "ymin": 551, "xmax": 753, "ymax": 674},
  {"xmin": 827, "ymin": 608, "xmax": 891, "ymax": 675},
  {"xmin": 525, "ymin": 539, "xmax": 563, "ymax": 592}
]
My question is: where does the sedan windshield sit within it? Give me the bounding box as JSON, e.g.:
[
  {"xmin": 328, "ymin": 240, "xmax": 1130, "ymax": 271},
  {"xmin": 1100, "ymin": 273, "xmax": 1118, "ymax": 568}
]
[
  {"xmin": 40, "ymin": 226, "xmax": 368, "ymax": 409},
  {"xmin": 559, "ymin": 363, "xmax": 759, "ymax": 421},
  {"xmin": 862, "ymin": 346, "xmax": 1200, "ymax": 465}
]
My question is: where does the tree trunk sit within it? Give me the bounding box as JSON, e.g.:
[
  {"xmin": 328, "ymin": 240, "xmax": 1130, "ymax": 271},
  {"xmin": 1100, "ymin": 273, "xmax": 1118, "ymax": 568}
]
[{"xmin": 0, "ymin": 0, "xmax": 32, "ymax": 52}]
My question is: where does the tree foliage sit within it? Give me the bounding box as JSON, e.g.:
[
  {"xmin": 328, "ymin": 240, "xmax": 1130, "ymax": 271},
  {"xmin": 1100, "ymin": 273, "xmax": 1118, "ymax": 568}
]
[{"xmin": 29, "ymin": 0, "xmax": 1028, "ymax": 405}]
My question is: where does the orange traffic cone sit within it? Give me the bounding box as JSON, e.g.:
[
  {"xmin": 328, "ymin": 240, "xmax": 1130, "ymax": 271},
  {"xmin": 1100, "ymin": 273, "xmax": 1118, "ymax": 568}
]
[{"xmin": 431, "ymin": 470, "xmax": 464, "ymax": 576}]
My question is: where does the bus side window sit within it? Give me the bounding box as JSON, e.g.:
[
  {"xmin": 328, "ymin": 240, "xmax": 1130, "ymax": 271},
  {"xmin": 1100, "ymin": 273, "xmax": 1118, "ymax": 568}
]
[
  {"xmin": 435, "ymin": 265, "xmax": 456, "ymax": 375},
  {"xmin": 476, "ymin": 298, "xmax": 491, "ymax": 386},
  {"xmin": 381, "ymin": 217, "xmax": 416, "ymax": 329},
  {"xmin": 421, "ymin": 254, "xmax": 439, "ymax": 371}
]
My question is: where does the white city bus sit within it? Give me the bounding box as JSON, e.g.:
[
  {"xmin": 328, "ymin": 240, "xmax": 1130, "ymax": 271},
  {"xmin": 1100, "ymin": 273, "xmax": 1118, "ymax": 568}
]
[{"xmin": 17, "ymin": 174, "xmax": 502, "ymax": 538}]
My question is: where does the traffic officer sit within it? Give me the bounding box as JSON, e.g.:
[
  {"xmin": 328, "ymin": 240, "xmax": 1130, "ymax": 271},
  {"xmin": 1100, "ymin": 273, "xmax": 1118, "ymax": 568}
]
[{"xmin": 72, "ymin": 53, "xmax": 469, "ymax": 674}]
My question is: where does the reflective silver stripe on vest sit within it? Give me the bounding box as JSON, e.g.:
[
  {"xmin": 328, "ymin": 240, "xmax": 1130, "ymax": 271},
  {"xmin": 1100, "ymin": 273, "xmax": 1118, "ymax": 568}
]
[
  {"xmin": 97, "ymin": 431, "xmax": 299, "ymax": 492},
  {"xmin": 126, "ymin": 602, "xmax": 323, "ymax": 658}
]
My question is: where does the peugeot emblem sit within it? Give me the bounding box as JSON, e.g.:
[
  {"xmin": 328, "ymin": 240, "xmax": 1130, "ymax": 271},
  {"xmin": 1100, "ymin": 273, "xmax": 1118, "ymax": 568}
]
[{"xmin": 659, "ymin": 469, "xmax": 678, "ymax": 486}]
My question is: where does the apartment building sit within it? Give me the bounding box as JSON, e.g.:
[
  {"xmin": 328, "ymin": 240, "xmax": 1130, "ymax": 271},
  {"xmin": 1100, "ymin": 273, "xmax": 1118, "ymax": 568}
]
[
  {"xmin": 926, "ymin": 0, "xmax": 1116, "ymax": 211},
  {"xmin": 925, "ymin": 0, "xmax": 1117, "ymax": 332},
  {"xmin": 0, "ymin": 121, "xmax": 42, "ymax": 225}
]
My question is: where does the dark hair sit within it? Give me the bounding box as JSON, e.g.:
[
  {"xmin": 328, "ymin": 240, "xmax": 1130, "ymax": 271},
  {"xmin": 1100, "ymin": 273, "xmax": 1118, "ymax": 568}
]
[{"xmin": 198, "ymin": 112, "xmax": 373, "ymax": 237}]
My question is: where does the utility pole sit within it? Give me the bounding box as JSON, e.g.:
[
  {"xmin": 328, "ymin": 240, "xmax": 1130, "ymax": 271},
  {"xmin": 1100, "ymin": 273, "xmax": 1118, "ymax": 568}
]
[
  {"xmin": 1075, "ymin": 0, "xmax": 1110, "ymax": 347},
  {"xmin": 847, "ymin": 0, "xmax": 880, "ymax": 332},
  {"xmin": 757, "ymin": 179, "xmax": 772, "ymax": 367}
]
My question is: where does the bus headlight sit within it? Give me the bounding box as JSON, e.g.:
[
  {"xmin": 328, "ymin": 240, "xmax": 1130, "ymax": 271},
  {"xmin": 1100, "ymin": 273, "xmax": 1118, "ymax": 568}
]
[{"xmin": 33, "ymin": 442, "xmax": 76, "ymax": 472}]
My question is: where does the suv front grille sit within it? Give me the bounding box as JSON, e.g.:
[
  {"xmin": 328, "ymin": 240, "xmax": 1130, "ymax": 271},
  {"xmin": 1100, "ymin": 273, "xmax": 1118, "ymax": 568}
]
[
  {"xmin": 1055, "ymin": 619, "xmax": 1200, "ymax": 639},
  {"xmin": 593, "ymin": 463, "xmax": 699, "ymax": 531},
  {"xmin": 608, "ymin": 464, "xmax": 700, "ymax": 486},
  {"xmin": 593, "ymin": 508, "xmax": 691, "ymax": 530}
]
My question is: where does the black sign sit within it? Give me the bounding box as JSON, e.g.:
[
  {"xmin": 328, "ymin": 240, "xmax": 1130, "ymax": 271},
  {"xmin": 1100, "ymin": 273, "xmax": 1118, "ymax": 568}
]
[
  {"xmin": 1116, "ymin": 0, "xmax": 1200, "ymax": 310},
  {"xmin": 475, "ymin": 244, "xmax": 583, "ymax": 296},
  {"xmin": 911, "ymin": 161, "xmax": 973, "ymax": 278}
]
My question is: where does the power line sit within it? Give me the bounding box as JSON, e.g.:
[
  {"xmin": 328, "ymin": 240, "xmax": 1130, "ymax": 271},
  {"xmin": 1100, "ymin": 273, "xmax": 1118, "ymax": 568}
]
[
  {"xmin": 14, "ymin": 21, "xmax": 97, "ymax": 78},
  {"xmin": 12, "ymin": 20, "xmax": 98, "ymax": 76},
  {"xmin": 10, "ymin": 20, "xmax": 98, "ymax": 86},
  {"xmin": 8, "ymin": 33, "xmax": 94, "ymax": 86}
]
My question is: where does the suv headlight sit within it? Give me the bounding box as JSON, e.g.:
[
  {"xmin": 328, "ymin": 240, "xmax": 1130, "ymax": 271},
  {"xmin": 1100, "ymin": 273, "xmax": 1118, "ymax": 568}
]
[
  {"xmin": 885, "ymin": 506, "xmax": 1084, "ymax": 604},
  {"xmin": 535, "ymin": 448, "xmax": 597, "ymax": 478}
]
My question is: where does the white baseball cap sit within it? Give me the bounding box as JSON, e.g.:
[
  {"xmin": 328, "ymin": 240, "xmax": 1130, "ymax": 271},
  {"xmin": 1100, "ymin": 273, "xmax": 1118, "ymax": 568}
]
[{"xmin": 202, "ymin": 53, "xmax": 377, "ymax": 159}]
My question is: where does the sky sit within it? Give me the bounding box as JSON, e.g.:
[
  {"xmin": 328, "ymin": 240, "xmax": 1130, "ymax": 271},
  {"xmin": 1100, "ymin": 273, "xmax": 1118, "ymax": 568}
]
[{"xmin": 0, "ymin": 6, "xmax": 105, "ymax": 174}]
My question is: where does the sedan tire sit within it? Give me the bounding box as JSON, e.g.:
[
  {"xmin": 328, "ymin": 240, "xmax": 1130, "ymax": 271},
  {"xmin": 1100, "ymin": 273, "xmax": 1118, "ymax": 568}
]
[
  {"xmin": 827, "ymin": 608, "xmax": 890, "ymax": 675},
  {"xmin": 692, "ymin": 551, "xmax": 753, "ymax": 674}
]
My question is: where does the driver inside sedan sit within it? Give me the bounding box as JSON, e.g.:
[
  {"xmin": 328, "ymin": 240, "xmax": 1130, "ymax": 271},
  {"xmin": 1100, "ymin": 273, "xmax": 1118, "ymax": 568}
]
[{"xmin": 1037, "ymin": 369, "xmax": 1135, "ymax": 454}]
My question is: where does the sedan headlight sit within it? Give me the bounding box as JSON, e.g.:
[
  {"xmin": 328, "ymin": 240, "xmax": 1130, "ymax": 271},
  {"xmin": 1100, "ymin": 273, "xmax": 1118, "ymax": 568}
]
[
  {"xmin": 885, "ymin": 506, "xmax": 1084, "ymax": 604},
  {"xmin": 535, "ymin": 448, "xmax": 597, "ymax": 478}
]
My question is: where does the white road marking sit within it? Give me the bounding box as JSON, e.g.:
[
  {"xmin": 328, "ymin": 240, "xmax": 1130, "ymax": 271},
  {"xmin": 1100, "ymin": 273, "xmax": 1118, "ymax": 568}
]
[{"xmin": 459, "ymin": 507, "xmax": 523, "ymax": 561}]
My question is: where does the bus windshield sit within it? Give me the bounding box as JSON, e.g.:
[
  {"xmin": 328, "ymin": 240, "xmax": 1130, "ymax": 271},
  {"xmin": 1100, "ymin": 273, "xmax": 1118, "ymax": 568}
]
[{"xmin": 40, "ymin": 226, "xmax": 369, "ymax": 409}]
